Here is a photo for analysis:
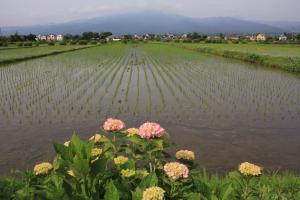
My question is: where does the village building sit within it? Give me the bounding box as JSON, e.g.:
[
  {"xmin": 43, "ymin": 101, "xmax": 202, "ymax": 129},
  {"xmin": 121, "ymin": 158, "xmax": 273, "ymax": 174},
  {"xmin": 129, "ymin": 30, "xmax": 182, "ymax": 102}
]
[
  {"xmin": 207, "ymin": 35, "xmax": 221, "ymax": 40},
  {"xmin": 133, "ymin": 34, "xmax": 143, "ymax": 40},
  {"xmin": 279, "ymin": 34, "xmax": 287, "ymax": 41},
  {"xmin": 35, "ymin": 34, "xmax": 47, "ymax": 41},
  {"xmin": 246, "ymin": 33, "xmax": 267, "ymax": 41},
  {"xmin": 224, "ymin": 35, "xmax": 240, "ymax": 40},
  {"xmin": 56, "ymin": 34, "xmax": 64, "ymax": 41},
  {"xmin": 181, "ymin": 33, "xmax": 188, "ymax": 39},
  {"xmin": 47, "ymin": 34, "xmax": 56, "ymax": 41},
  {"xmin": 106, "ymin": 35, "xmax": 121, "ymax": 42},
  {"xmin": 256, "ymin": 33, "xmax": 267, "ymax": 41}
]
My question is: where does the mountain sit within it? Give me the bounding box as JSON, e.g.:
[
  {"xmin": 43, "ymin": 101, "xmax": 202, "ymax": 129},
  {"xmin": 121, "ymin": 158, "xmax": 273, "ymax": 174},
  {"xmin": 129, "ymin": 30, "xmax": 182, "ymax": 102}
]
[
  {"xmin": 259, "ymin": 21, "xmax": 300, "ymax": 32},
  {"xmin": 1, "ymin": 11, "xmax": 289, "ymax": 35}
]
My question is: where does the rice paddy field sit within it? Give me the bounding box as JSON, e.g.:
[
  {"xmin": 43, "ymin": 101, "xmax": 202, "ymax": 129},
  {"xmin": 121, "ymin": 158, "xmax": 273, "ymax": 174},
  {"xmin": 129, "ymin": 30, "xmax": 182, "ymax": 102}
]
[
  {"xmin": 0, "ymin": 43, "xmax": 300, "ymax": 174},
  {"xmin": 0, "ymin": 44, "xmax": 92, "ymax": 63},
  {"xmin": 178, "ymin": 43, "xmax": 300, "ymax": 57}
]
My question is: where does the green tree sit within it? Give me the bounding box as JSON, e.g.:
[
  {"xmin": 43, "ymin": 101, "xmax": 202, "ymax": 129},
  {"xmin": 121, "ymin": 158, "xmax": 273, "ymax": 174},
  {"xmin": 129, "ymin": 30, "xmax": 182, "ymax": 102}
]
[{"xmin": 100, "ymin": 32, "xmax": 112, "ymax": 39}]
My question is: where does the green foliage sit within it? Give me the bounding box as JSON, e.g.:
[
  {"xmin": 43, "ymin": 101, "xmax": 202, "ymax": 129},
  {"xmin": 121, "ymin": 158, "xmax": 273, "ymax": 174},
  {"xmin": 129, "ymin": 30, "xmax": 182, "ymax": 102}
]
[
  {"xmin": 78, "ymin": 40, "xmax": 88, "ymax": 45},
  {"xmin": 100, "ymin": 39, "xmax": 107, "ymax": 44},
  {"xmin": 47, "ymin": 42, "xmax": 55, "ymax": 46},
  {"xmin": 59, "ymin": 41, "xmax": 67, "ymax": 45},
  {"xmin": 0, "ymin": 42, "xmax": 8, "ymax": 47},
  {"xmin": 17, "ymin": 42, "xmax": 24, "ymax": 47},
  {"xmin": 70, "ymin": 40, "xmax": 78, "ymax": 45},
  {"xmin": 23, "ymin": 42, "xmax": 33, "ymax": 47},
  {"xmin": 0, "ymin": 123, "xmax": 299, "ymax": 199},
  {"xmin": 89, "ymin": 41, "xmax": 98, "ymax": 45},
  {"xmin": 182, "ymin": 39, "xmax": 192, "ymax": 43}
]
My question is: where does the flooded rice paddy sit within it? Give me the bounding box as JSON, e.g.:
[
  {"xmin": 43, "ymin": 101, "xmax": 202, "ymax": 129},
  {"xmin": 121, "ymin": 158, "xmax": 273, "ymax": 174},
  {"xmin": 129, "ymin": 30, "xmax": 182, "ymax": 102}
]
[{"xmin": 0, "ymin": 44, "xmax": 300, "ymax": 174}]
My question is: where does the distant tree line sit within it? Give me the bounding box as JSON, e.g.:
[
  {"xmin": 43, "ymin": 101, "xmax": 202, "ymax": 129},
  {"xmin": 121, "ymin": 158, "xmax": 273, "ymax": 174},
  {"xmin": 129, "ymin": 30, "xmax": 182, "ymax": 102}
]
[
  {"xmin": 0, "ymin": 32, "xmax": 113, "ymax": 47},
  {"xmin": 64, "ymin": 32, "xmax": 112, "ymax": 41}
]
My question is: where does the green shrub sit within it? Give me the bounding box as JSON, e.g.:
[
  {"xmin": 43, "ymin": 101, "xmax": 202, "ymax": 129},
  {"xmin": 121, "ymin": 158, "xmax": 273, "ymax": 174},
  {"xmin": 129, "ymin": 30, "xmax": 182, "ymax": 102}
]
[
  {"xmin": 247, "ymin": 53, "xmax": 264, "ymax": 64},
  {"xmin": 221, "ymin": 40, "xmax": 229, "ymax": 44},
  {"xmin": 192, "ymin": 39, "xmax": 201, "ymax": 43},
  {"xmin": 182, "ymin": 39, "xmax": 192, "ymax": 43},
  {"xmin": 69, "ymin": 40, "xmax": 78, "ymax": 45},
  {"xmin": 17, "ymin": 42, "xmax": 24, "ymax": 47},
  {"xmin": 0, "ymin": 42, "xmax": 8, "ymax": 47},
  {"xmin": 23, "ymin": 42, "xmax": 32, "ymax": 47},
  {"xmin": 78, "ymin": 40, "xmax": 88, "ymax": 45},
  {"xmin": 90, "ymin": 40, "xmax": 98, "ymax": 45},
  {"xmin": 59, "ymin": 41, "xmax": 67, "ymax": 45},
  {"xmin": 100, "ymin": 39, "xmax": 107, "ymax": 44},
  {"xmin": 47, "ymin": 42, "xmax": 55, "ymax": 46}
]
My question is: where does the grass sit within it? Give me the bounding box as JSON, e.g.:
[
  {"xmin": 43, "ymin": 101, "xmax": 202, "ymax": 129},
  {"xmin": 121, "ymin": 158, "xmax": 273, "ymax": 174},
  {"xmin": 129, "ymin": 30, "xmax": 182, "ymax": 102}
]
[
  {"xmin": 0, "ymin": 45, "xmax": 96, "ymax": 65},
  {"xmin": 171, "ymin": 43, "xmax": 300, "ymax": 73}
]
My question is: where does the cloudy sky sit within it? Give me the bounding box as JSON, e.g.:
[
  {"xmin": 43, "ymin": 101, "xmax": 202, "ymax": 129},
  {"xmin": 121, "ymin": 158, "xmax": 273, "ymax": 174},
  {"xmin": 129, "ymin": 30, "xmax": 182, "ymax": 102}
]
[{"xmin": 1, "ymin": 0, "xmax": 299, "ymax": 26}]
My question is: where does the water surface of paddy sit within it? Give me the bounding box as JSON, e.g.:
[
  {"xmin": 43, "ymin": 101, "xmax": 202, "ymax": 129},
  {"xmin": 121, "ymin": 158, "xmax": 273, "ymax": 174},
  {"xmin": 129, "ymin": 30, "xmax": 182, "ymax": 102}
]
[{"xmin": 0, "ymin": 44, "xmax": 299, "ymax": 174}]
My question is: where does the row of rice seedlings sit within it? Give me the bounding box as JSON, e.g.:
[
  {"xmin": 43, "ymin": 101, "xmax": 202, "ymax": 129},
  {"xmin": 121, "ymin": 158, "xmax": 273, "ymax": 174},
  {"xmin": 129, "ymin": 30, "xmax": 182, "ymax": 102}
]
[
  {"xmin": 67, "ymin": 55, "xmax": 127, "ymax": 121},
  {"xmin": 144, "ymin": 55, "xmax": 204, "ymax": 122},
  {"xmin": 125, "ymin": 58, "xmax": 134, "ymax": 103},
  {"xmin": 146, "ymin": 54, "xmax": 194, "ymax": 110},
  {"xmin": 79, "ymin": 55, "xmax": 125, "ymax": 117},
  {"xmin": 149, "ymin": 55, "xmax": 197, "ymax": 107},
  {"xmin": 0, "ymin": 46, "xmax": 125, "ymax": 122},
  {"xmin": 106, "ymin": 49, "xmax": 134, "ymax": 116},
  {"xmin": 142, "ymin": 44, "xmax": 300, "ymax": 123},
  {"xmin": 156, "ymin": 57, "xmax": 220, "ymax": 114},
  {"xmin": 141, "ymin": 52, "xmax": 165, "ymax": 110},
  {"xmin": 139, "ymin": 55, "xmax": 189, "ymax": 123},
  {"xmin": 141, "ymin": 58, "xmax": 152, "ymax": 115},
  {"xmin": 96, "ymin": 53, "xmax": 132, "ymax": 118},
  {"xmin": 133, "ymin": 49, "xmax": 140, "ymax": 114}
]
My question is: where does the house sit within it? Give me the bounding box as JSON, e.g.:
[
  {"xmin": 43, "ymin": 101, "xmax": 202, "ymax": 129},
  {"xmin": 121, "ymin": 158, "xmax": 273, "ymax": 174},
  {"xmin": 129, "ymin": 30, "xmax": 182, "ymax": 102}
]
[
  {"xmin": 133, "ymin": 34, "xmax": 143, "ymax": 40},
  {"xmin": 224, "ymin": 35, "xmax": 240, "ymax": 40},
  {"xmin": 47, "ymin": 34, "xmax": 56, "ymax": 41},
  {"xmin": 35, "ymin": 34, "xmax": 47, "ymax": 41},
  {"xmin": 106, "ymin": 35, "xmax": 121, "ymax": 42},
  {"xmin": 56, "ymin": 35, "xmax": 63, "ymax": 41},
  {"xmin": 143, "ymin": 34, "xmax": 155, "ymax": 40},
  {"xmin": 279, "ymin": 34, "xmax": 287, "ymax": 41},
  {"xmin": 246, "ymin": 33, "xmax": 267, "ymax": 41},
  {"xmin": 256, "ymin": 33, "xmax": 267, "ymax": 41},
  {"xmin": 181, "ymin": 33, "xmax": 188, "ymax": 39},
  {"xmin": 207, "ymin": 35, "xmax": 221, "ymax": 40},
  {"xmin": 247, "ymin": 35, "xmax": 257, "ymax": 41}
]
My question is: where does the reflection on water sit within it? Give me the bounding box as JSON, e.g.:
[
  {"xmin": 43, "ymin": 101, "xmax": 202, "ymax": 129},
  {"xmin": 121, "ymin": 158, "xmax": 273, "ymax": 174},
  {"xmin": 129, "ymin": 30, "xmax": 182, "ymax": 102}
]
[{"xmin": 0, "ymin": 44, "xmax": 300, "ymax": 174}]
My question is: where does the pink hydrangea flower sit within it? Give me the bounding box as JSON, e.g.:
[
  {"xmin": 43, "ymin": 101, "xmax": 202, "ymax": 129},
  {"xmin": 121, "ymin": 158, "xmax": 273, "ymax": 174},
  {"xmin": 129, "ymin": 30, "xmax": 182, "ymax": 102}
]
[
  {"xmin": 103, "ymin": 118, "xmax": 125, "ymax": 132},
  {"xmin": 163, "ymin": 162, "xmax": 189, "ymax": 180},
  {"xmin": 138, "ymin": 122, "xmax": 165, "ymax": 139}
]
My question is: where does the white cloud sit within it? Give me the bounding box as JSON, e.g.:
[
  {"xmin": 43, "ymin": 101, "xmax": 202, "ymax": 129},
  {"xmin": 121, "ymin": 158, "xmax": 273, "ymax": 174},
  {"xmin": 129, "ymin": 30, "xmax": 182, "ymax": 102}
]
[{"xmin": 0, "ymin": 0, "xmax": 299, "ymax": 26}]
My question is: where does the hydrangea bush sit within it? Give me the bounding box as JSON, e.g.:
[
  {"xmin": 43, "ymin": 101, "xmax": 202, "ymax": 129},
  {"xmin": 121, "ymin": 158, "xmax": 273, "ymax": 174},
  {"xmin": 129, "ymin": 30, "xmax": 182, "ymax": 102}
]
[{"xmin": 1, "ymin": 118, "xmax": 300, "ymax": 200}]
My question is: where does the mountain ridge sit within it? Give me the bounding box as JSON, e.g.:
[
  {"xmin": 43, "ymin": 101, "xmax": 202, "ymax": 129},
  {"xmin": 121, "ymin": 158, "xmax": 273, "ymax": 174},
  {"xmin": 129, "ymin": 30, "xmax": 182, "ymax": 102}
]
[{"xmin": 1, "ymin": 11, "xmax": 296, "ymax": 35}]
